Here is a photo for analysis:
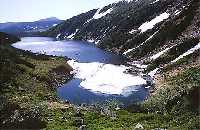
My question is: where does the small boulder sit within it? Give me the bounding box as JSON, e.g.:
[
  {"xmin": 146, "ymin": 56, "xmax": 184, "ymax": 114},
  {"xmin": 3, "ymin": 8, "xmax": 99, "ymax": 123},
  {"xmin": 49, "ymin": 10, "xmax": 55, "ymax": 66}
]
[
  {"xmin": 134, "ymin": 123, "xmax": 144, "ymax": 130},
  {"xmin": 79, "ymin": 125, "xmax": 87, "ymax": 130}
]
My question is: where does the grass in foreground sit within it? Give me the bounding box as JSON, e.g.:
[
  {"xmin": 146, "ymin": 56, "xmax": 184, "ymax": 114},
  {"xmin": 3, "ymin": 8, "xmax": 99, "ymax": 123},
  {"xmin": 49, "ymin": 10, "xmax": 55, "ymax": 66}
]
[{"xmin": 0, "ymin": 37, "xmax": 73, "ymax": 129}]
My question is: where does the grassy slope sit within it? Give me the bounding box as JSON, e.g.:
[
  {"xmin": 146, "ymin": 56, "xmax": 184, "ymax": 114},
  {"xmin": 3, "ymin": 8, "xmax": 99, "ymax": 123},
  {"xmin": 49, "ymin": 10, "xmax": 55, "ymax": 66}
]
[{"xmin": 0, "ymin": 33, "xmax": 73, "ymax": 129}]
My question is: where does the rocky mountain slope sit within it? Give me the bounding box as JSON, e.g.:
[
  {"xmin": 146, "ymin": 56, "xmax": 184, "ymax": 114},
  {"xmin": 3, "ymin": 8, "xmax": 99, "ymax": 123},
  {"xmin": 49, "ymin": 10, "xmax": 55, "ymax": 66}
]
[
  {"xmin": 0, "ymin": 17, "xmax": 63, "ymax": 36},
  {"xmin": 44, "ymin": 0, "xmax": 200, "ymax": 70}
]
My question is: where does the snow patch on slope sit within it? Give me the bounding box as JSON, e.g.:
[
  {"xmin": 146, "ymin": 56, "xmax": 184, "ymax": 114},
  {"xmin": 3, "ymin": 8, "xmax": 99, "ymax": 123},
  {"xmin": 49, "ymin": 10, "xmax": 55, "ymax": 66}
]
[
  {"xmin": 83, "ymin": 18, "xmax": 93, "ymax": 25},
  {"xmin": 123, "ymin": 48, "xmax": 134, "ymax": 55},
  {"xmin": 171, "ymin": 43, "xmax": 200, "ymax": 63},
  {"xmin": 93, "ymin": 8, "xmax": 113, "ymax": 19},
  {"xmin": 87, "ymin": 39, "xmax": 100, "ymax": 45},
  {"xmin": 67, "ymin": 29, "xmax": 79, "ymax": 39},
  {"xmin": 128, "ymin": 61, "xmax": 148, "ymax": 69},
  {"xmin": 139, "ymin": 12, "xmax": 170, "ymax": 33},
  {"xmin": 53, "ymin": 24, "xmax": 57, "ymax": 27},
  {"xmin": 123, "ymin": 31, "xmax": 159, "ymax": 55},
  {"xmin": 150, "ymin": 46, "xmax": 173, "ymax": 60},
  {"xmin": 151, "ymin": 0, "xmax": 160, "ymax": 4},
  {"xmin": 148, "ymin": 68, "xmax": 159, "ymax": 78},
  {"xmin": 56, "ymin": 34, "xmax": 61, "ymax": 39},
  {"xmin": 129, "ymin": 29, "xmax": 138, "ymax": 34},
  {"xmin": 68, "ymin": 60, "xmax": 147, "ymax": 96},
  {"xmin": 174, "ymin": 10, "xmax": 181, "ymax": 16},
  {"xmin": 87, "ymin": 39, "xmax": 95, "ymax": 43}
]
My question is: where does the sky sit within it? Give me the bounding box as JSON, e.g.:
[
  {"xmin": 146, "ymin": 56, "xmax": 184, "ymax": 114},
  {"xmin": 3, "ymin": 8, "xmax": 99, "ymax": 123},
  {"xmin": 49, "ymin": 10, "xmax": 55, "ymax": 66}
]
[{"xmin": 0, "ymin": 0, "xmax": 121, "ymax": 23}]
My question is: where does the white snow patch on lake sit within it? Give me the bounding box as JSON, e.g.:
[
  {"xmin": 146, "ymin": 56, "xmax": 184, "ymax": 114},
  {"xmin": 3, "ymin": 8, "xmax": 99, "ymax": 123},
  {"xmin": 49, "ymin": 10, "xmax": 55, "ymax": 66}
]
[
  {"xmin": 93, "ymin": 8, "xmax": 113, "ymax": 19},
  {"xmin": 68, "ymin": 60, "xmax": 147, "ymax": 96},
  {"xmin": 171, "ymin": 43, "xmax": 200, "ymax": 63},
  {"xmin": 139, "ymin": 12, "xmax": 170, "ymax": 33}
]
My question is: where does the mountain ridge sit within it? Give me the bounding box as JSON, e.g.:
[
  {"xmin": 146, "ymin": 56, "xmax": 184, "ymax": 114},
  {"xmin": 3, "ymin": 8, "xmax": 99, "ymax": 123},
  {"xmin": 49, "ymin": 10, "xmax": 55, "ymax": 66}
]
[{"xmin": 0, "ymin": 17, "xmax": 63, "ymax": 36}]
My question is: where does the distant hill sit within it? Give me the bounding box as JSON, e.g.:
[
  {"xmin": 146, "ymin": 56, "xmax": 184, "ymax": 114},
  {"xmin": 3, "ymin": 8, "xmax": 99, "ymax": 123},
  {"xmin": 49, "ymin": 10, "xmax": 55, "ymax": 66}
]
[{"xmin": 0, "ymin": 17, "xmax": 63, "ymax": 36}]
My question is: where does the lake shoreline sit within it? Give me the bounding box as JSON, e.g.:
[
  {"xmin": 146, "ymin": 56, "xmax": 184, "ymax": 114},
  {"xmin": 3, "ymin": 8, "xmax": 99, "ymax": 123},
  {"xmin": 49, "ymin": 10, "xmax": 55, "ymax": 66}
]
[
  {"xmin": 0, "ymin": 35, "xmax": 74, "ymax": 129},
  {"xmin": 1, "ymin": 34, "xmax": 198, "ymax": 129},
  {"xmin": 13, "ymin": 37, "xmax": 151, "ymax": 106}
]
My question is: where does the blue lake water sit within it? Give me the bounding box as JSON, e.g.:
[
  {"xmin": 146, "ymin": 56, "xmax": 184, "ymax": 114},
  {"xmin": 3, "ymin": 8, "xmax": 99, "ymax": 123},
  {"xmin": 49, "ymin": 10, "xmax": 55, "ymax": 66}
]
[{"xmin": 13, "ymin": 37, "xmax": 149, "ymax": 105}]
